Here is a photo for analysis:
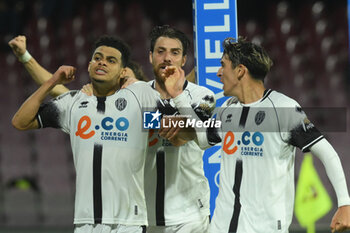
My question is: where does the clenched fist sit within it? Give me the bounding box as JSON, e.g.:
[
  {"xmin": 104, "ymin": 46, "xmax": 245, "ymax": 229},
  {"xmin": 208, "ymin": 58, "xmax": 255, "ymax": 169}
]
[
  {"xmin": 8, "ymin": 35, "xmax": 27, "ymax": 58},
  {"xmin": 52, "ymin": 66, "xmax": 76, "ymax": 85}
]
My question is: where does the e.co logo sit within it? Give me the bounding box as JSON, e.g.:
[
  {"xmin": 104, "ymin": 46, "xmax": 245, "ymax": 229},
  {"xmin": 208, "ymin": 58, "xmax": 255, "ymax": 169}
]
[
  {"xmin": 223, "ymin": 131, "xmax": 264, "ymax": 155},
  {"xmin": 75, "ymin": 115, "xmax": 129, "ymax": 139}
]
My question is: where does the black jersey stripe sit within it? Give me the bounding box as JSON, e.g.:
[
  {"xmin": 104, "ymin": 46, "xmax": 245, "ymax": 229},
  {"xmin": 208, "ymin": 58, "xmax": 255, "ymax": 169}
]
[
  {"xmin": 151, "ymin": 80, "xmax": 188, "ymax": 91},
  {"xmin": 229, "ymin": 160, "xmax": 243, "ymax": 232},
  {"xmin": 301, "ymin": 135, "xmax": 325, "ymax": 152},
  {"xmin": 155, "ymin": 149, "xmax": 166, "ymax": 226},
  {"xmin": 93, "ymin": 144, "xmax": 103, "ymax": 223},
  {"xmin": 183, "ymin": 80, "xmax": 188, "ymax": 90},
  {"xmin": 239, "ymin": 107, "xmax": 250, "ymax": 127},
  {"xmin": 96, "ymin": 97, "xmax": 106, "ymax": 113},
  {"xmin": 261, "ymin": 89, "xmax": 272, "ymax": 102}
]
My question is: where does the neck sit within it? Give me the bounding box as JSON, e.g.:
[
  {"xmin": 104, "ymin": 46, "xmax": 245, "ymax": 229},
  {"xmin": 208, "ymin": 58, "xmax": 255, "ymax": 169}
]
[
  {"xmin": 92, "ymin": 80, "xmax": 119, "ymax": 97},
  {"xmin": 154, "ymin": 80, "xmax": 173, "ymax": 99},
  {"xmin": 237, "ymin": 79, "xmax": 265, "ymax": 104}
]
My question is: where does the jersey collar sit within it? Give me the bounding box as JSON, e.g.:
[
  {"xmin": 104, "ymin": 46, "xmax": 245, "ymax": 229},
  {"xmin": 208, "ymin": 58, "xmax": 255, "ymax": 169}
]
[
  {"xmin": 261, "ymin": 89, "xmax": 272, "ymax": 102},
  {"xmin": 151, "ymin": 80, "xmax": 188, "ymax": 91}
]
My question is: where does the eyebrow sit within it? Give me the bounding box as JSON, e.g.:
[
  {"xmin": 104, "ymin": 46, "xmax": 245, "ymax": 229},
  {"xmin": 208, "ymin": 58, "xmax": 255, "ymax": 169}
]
[
  {"xmin": 156, "ymin": 46, "xmax": 182, "ymax": 52},
  {"xmin": 94, "ymin": 52, "xmax": 118, "ymax": 61}
]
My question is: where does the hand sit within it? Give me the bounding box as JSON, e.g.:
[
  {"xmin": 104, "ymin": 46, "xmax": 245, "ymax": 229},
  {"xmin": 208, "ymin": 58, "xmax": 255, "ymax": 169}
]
[
  {"xmin": 52, "ymin": 66, "xmax": 76, "ymax": 85},
  {"xmin": 81, "ymin": 83, "xmax": 93, "ymax": 96},
  {"xmin": 159, "ymin": 116, "xmax": 188, "ymax": 146},
  {"xmin": 8, "ymin": 35, "xmax": 27, "ymax": 58},
  {"xmin": 121, "ymin": 76, "xmax": 138, "ymax": 89},
  {"xmin": 163, "ymin": 66, "xmax": 185, "ymax": 98},
  {"xmin": 331, "ymin": 205, "xmax": 350, "ymax": 232}
]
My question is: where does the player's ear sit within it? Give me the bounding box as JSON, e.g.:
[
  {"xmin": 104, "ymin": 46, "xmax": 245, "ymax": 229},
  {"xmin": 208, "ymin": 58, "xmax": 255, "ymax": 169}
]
[
  {"xmin": 149, "ymin": 51, "xmax": 153, "ymax": 64},
  {"xmin": 121, "ymin": 67, "xmax": 126, "ymax": 77},
  {"xmin": 88, "ymin": 62, "xmax": 91, "ymax": 72},
  {"xmin": 181, "ymin": 55, "xmax": 187, "ymax": 67},
  {"xmin": 237, "ymin": 64, "xmax": 246, "ymax": 81}
]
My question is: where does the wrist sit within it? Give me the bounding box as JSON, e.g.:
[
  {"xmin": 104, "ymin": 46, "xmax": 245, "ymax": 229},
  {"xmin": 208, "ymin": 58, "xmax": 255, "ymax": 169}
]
[
  {"xmin": 172, "ymin": 92, "xmax": 188, "ymax": 107},
  {"xmin": 18, "ymin": 50, "xmax": 32, "ymax": 63},
  {"xmin": 171, "ymin": 88, "xmax": 184, "ymax": 98}
]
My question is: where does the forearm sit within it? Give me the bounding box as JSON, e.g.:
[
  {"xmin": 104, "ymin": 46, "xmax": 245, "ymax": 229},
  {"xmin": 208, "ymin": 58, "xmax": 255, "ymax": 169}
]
[
  {"xmin": 12, "ymin": 77, "xmax": 58, "ymax": 130},
  {"xmin": 310, "ymin": 138, "xmax": 350, "ymax": 207},
  {"xmin": 24, "ymin": 57, "xmax": 69, "ymax": 97},
  {"xmin": 172, "ymin": 92, "xmax": 213, "ymax": 149}
]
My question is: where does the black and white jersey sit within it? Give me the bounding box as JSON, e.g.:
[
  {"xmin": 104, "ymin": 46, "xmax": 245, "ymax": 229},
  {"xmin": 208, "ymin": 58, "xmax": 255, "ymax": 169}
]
[
  {"xmin": 37, "ymin": 82, "xmax": 160, "ymax": 226},
  {"xmin": 209, "ymin": 89, "xmax": 324, "ymax": 233},
  {"xmin": 145, "ymin": 80, "xmax": 215, "ymax": 226}
]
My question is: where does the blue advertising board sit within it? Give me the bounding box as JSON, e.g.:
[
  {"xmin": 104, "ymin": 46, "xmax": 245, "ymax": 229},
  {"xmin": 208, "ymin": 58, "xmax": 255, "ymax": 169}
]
[{"xmin": 192, "ymin": 0, "xmax": 238, "ymax": 216}]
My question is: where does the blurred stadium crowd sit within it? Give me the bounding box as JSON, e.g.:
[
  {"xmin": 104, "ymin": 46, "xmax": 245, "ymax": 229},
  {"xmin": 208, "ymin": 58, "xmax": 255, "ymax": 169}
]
[{"xmin": 0, "ymin": 0, "xmax": 349, "ymax": 231}]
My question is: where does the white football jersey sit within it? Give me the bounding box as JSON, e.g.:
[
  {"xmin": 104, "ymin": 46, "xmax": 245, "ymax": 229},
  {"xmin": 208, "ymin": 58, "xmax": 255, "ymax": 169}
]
[
  {"xmin": 145, "ymin": 80, "xmax": 215, "ymax": 226},
  {"xmin": 37, "ymin": 82, "xmax": 160, "ymax": 226},
  {"xmin": 209, "ymin": 89, "xmax": 324, "ymax": 233}
]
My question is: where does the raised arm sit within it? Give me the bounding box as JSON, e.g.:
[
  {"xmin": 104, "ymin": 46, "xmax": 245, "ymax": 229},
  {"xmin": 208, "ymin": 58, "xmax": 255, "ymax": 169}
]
[
  {"xmin": 8, "ymin": 35, "xmax": 70, "ymax": 97},
  {"xmin": 12, "ymin": 66, "xmax": 76, "ymax": 131},
  {"xmin": 161, "ymin": 66, "xmax": 220, "ymax": 148}
]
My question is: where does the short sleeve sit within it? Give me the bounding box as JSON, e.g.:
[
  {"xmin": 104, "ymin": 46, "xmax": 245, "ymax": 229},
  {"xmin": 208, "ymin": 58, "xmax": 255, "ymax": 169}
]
[
  {"xmin": 37, "ymin": 90, "xmax": 78, "ymax": 134},
  {"xmin": 280, "ymin": 104, "xmax": 324, "ymax": 152}
]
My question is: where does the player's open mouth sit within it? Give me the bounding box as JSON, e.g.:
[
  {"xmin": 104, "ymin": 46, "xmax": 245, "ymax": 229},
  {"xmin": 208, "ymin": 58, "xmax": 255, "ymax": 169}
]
[{"xmin": 95, "ymin": 69, "xmax": 107, "ymax": 75}]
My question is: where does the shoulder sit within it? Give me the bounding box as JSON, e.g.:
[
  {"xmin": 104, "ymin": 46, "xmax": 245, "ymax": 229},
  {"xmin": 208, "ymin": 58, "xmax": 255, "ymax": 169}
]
[
  {"xmin": 185, "ymin": 81, "xmax": 214, "ymax": 95},
  {"xmin": 121, "ymin": 81, "xmax": 160, "ymax": 106},
  {"xmin": 122, "ymin": 81, "xmax": 158, "ymax": 96},
  {"xmin": 222, "ymin": 96, "xmax": 239, "ymax": 107},
  {"xmin": 53, "ymin": 90, "xmax": 80, "ymax": 100},
  {"xmin": 184, "ymin": 82, "xmax": 216, "ymax": 104},
  {"xmin": 51, "ymin": 90, "xmax": 85, "ymax": 106},
  {"xmin": 124, "ymin": 81, "xmax": 153, "ymax": 91},
  {"xmin": 265, "ymin": 90, "xmax": 301, "ymax": 108}
]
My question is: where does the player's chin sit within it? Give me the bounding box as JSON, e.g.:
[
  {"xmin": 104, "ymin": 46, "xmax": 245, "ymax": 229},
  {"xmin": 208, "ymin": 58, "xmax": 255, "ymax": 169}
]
[
  {"xmin": 156, "ymin": 70, "xmax": 166, "ymax": 81},
  {"xmin": 91, "ymin": 76, "xmax": 107, "ymax": 83},
  {"xmin": 223, "ymin": 88, "xmax": 230, "ymax": 97}
]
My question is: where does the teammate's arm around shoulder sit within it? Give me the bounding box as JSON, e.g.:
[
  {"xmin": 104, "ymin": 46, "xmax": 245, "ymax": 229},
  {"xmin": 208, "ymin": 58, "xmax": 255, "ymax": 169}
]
[
  {"xmin": 8, "ymin": 35, "xmax": 70, "ymax": 97},
  {"xmin": 12, "ymin": 66, "xmax": 76, "ymax": 131}
]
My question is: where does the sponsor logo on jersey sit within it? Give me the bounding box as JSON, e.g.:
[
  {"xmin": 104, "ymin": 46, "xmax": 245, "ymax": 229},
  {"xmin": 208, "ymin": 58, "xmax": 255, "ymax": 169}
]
[
  {"xmin": 79, "ymin": 101, "xmax": 89, "ymax": 108},
  {"xmin": 223, "ymin": 131, "xmax": 264, "ymax": 157},
  {"xmin": 75, "ymin": 115, "xmax": 129, "ymax": 141},
  {"xmin": 115, "ymin": 98, "xmax": 127, "ymax": 111},
  {"xmin": 143, "ymin": 110, "xmax": 161, "ymax": 129},
  {"xmin": 255, "ymin": 111, "xmax": 265, "ymax": 125},
  {"xmin": 225, "ymin": 114, "xmax": 232, "ymax": 123},
  {"xmin": 148, "ymin": 129, "xmax": 159, "ymax": 146}
]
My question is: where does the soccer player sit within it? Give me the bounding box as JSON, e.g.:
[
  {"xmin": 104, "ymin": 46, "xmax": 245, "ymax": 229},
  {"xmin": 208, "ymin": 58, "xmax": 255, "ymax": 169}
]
[
  {"xmin": 161, "ymin": 37, "xmax": 350, "ymax": 233},
  {"xmin": 11, "ymin": 36, "xmax": 161, "ymax": 233},
  {"xmin": 9, "ymin": 25, "xmax": 215, "ymax": 233},
  {"xmin": 144, "ymin": 25, "xmax": 215, "ymax": 233}
]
